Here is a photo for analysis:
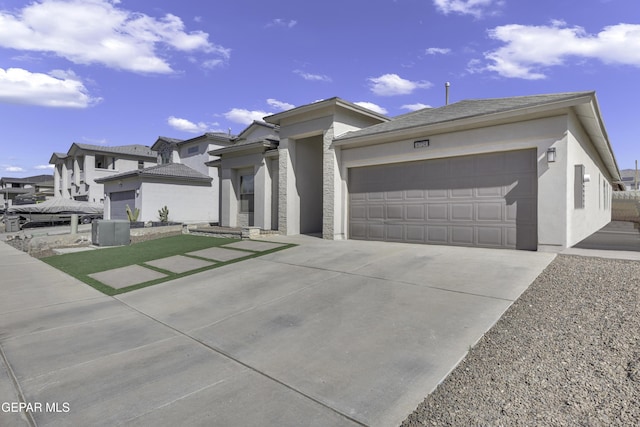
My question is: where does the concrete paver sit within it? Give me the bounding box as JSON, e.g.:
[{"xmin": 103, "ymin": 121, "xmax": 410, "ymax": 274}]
[
  {"xmin": 224, "ymin": 240, "xmax": 286, "ymax": 252},
  {"xmin": 145, "ymin": 255, "xmax": 215, "ymax": 274},
  {"xmin": 88, "ymin": 265, "xmax": 167, "ymax": 289},
  {"xmin": 186, "ymin": 246, "xmax": 252, "ymax": 262}
]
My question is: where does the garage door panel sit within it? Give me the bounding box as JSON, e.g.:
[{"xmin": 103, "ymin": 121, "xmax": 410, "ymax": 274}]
[
  {"xmin": 451, "ymin": 226, "xmax": 474, "ymax": 244},
  {"xmin": 424, "ymin": 159, "xmax": 448, "ymax": 178},
  {"xmin": 386, "ymin": 191, "xmax": 404, "ymax": 200},
  {"xmin": 427, "ymin": 226, "xmax": 447, "ymax": 243},
  {"xmin": 477, "ymin": 227, "xmax": 503, "ymax": 247},
  {"xmin": 406, "ymin": 205, "xmax": 425, "ymax": 220},
  {"xmin": 426, "ymin": 188, "xmax": 448, "ymax": 199},
  {"xmin": 386, "ymin": 205, "xmax": 403, "ymax": 220},
  {"xmin": 405, "ymin": 189, "xmax": 424, "ymax": 199},
  {"xmin": 511, "ymin": 200, "xmax": 537, "ymax": 224},
  {"xmin": 386, "ymin": 225, "xmax": 404, "ymax": 241},
  {"xmin": 368, "ymin": 224, "xmax": 385, "ymax": 239},
  {"xmin": 109, "ymin": 190, "xmax": 135, "ymax": 221},
  {"xmin": 348, "ymin": 149, "xmax": 537, "ymax": 249},
  {"xmin": 506, "ymin": 150, "xmax": 537, "ymax": 173},
  {"xmin": 451, "ymin": 204, "xmax": 473, "ymax": 221},
  {"xmin": 368, "ymin": 205, "xmax": 384, "ymax": 220},
  {"xmin": 427, "ymin": 204, "xmax": 448, "ymax": 220},
  {"xmin": 406, "ymin": 226, "xmax": 425, "ymax": 241},
  {"xmin": 477, "ymin": 203, "xmax": 503, "ymax": 221}
]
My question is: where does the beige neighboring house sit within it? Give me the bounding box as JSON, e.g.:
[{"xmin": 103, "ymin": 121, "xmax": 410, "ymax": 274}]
[
  {"xmin": 97, "ymin": 132, "xmax": 235, "ymax": 223},
  {"xmin": 49, "ymin": 143, "xmax": 157, "ymax": 203},
  {"xmin": 1, "ymin": 174, "xmax": 54, "ymax": 208},
  {"xmin": 211, "ymin": 92, "xmax": 622, "ymax": 251}
]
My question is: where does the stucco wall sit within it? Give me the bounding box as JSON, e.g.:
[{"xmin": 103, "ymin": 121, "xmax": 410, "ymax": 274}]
[
  {"xmin": 338, "ymin": 115, "xmax": 570, "ymax": 247},
  {"xmin": 565, "ymin": 112, "xmax": 612, "ymax": 246},
  {"xmin": 139, "ymin": 181, "xmax": 215, "ymax": 223}
]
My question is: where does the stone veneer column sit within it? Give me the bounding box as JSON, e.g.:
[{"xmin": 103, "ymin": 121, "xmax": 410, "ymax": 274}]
[
  {"xmin": 277, "ymin": 139, "xmax": 289, "ymax": 235},
  {"xmin": 322, "ymin": 126, "xmax": 337, "ymax": 239}
]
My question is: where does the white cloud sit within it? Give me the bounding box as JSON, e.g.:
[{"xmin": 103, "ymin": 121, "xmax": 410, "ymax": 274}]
[
  {"xmin": 433, "ymin": 0, "xmax": 502, "ymax": 18},
  {"xmin": 425, "ymin": 47, "xmax": 451, "ymax": 55},
  {"xmin": 0, "ymin": 0, "xmax": 229, "ymax": 74},
  {"xmin": 34, "ymin": 164, "xmax": 55, "ymax": 170},
  {"xmin": 484, "ymin": 22, "xmax": 640, "ymax": 80},
  {"xmin": 401, "ymin": 103, "xmax": 432, "ymax": 111},
  {"xmin": 368, "ymin": 74, "xmax": 432, "ymax": 96},
  {"xmin": 265, "ymin": 18, "xmax": 297, "ymax": 28},
  {"xmin": 354, "ymin": 102, "xmax": 388, "ymax": 115},
  {"xmin": 0, "ymin": 67, "xmax": 100, "ymax": 108},
  {"xmin": 167, "ymin": 116, "xmax": 214, "ymax": 133},
  {"xmin": 224, "ymin": 108, "xmax": 271, "ymax": 125},
  {"xmin": 5, "ymin": 166, "xmax": 25, "ymax": 172},
  {"xmin": 266, "ymin": 98, "xmax": 294, "ymax": 111},
  {"xmin": 294, "ymin": 69, "xmax": 332, "ymax": 82}
]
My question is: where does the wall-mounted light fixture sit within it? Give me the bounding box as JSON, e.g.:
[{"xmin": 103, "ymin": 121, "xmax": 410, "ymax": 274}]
[
  {"xmin": 136, "ymin": 189, "xmax": 140, "ymax": 197},
  {"xmin": 547, "ymin": 147, "xmax": 556, "ymax": 163}
]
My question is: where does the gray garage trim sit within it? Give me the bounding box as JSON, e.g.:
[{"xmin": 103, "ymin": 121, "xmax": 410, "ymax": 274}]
[
  {"xmin": 348, "ymin": 149, "xmax": 538, "ymax": 250},
  {"xmin": 109, "ymin": 190, "xmax": 135, "ymax": 220}
]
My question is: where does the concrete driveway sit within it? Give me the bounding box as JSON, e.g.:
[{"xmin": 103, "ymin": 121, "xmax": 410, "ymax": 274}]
[{"xmin": 1, "ymin": 236, "xmax": 554, "ymax": 427}]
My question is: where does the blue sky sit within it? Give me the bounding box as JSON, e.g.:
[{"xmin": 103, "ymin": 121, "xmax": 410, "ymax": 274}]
[{"xmin": 1, "ymin": 0, "xmax": 639, "ymax": 177}]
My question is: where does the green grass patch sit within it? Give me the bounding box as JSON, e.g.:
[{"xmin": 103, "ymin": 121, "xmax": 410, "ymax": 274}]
[{"xmin": 42, "ymin": 235, "xmax": 294, "ymax": 296}]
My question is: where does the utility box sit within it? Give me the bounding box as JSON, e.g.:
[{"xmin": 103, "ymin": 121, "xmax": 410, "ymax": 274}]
[
  {"xmin": 92, "ymin": 220, "xmax": 130, "ymax": 246},
  {"xmin": 5, "ymin": 216, "xmax": 20, "ymax": 232}
]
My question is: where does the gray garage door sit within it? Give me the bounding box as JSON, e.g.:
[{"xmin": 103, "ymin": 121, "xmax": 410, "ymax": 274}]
[
  {"xmin": 348, "ymin": 150, "xmax": 537, "ymax": 250},
  {"xmin": 109, "ymin": 190, "xmax": 135, "ymax": 220}
]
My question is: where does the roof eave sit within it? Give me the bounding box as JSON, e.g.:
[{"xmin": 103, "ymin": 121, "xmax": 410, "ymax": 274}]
[
  {"xmin": 264, "ymin": 97, "xmax": 389, "ymax": 125},
  {"xmin": 334, "ymin": 94, "xmax": 596, "ymax": 147}
]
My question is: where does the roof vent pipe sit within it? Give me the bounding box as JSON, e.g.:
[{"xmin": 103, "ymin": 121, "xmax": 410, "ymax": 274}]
[{"xmin": 445, "ymin": 82, "xmax": 450, "ymax": 105}]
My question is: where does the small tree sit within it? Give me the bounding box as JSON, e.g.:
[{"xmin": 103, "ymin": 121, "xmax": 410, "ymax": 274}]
[
  {"xmin": 125, "ymin": 204, "xmax": 139, "ymax": 222},
  {"xmin": 158, "ymin": 205, "xmax": 169, "ymax": 223}
]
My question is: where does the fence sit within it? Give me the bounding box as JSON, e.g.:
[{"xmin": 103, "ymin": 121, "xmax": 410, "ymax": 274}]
[{"xmin": 612, "ymin": 191, "xmax": 640, "ymax": 223}]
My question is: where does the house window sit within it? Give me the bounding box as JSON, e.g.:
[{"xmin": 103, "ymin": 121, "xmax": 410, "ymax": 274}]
[
  {"xmin": 95, "ymin": 154, "xmax": 114, "ymax": 169},
  {"xmin": 138, "ymin": 160, "xmax": 145, "ymax": 170},
  {"xmin": 239, "ymin": 174, "xmax": 254, "ymax": 213},
  {"xmin": 187, "ymin": 146, "xmax": 199, "ymax": 155}
]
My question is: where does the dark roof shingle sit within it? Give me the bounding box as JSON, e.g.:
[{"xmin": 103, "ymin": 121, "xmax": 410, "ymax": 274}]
[{"xmin": 336, "ymin": 91, "xmax": 594, "ymax": 141}]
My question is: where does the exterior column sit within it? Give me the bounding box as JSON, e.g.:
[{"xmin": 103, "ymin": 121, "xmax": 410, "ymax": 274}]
[
  {"xmin": 254, "ymin": 159, "xmax": 272, "ymax": 230},
  {"xmin": 322, "ymin": 125, "xmax": 341, "ymax": 240},
  {"xmin": 220, "ymin": 167, "xmax": 237, "ymax": 227},
  {"xmin": 278, "ymin": 138, "xmax": 299, "ymax": 235},
  {"xmin": 61, "ymin": 161, "xmax": 71, "ymax": 199},
  {"xmin": 54, "ymin": 164, "xmax": 61, "ymax": 197}
]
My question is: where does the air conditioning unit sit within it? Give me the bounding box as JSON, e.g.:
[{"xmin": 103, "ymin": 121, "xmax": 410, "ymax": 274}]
[{"xmin": 92, "ymin": 220, "xmax": 130, "ymax": 246}]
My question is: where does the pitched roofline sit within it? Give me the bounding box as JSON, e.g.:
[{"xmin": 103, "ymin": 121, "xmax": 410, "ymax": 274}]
[
  {"xmin": 335, "ymin": 92, "xmax": 595, "ymax": 145},
  {"xmin": 66, "ymin": 142, "xmax": 157, "ymax": 159},
  {"xmin": 94, "ymin": 163, "xmax": 211, "ymax": 184},
  {"xmin": 264, "ymin": 97, "xmax": 389, "ymax": 125}
]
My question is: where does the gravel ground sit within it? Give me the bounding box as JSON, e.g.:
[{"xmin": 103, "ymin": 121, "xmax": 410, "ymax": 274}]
[{"xmin": 402, "ymin": 254, "xmax": 640, "ymax": 426}]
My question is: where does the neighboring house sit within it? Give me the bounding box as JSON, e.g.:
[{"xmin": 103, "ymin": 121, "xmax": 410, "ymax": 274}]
[
  {"xmin": 97, "ymin": 132, "xmax": 234, "ymax": 223},
  {"xmin": 49, "ymin": 143, "xmax": 157, "ymax": 203},
  {"xmin": 211, "ymin": 92, "xmax": 622, "ymax": 251},
  {"xmin": 619, "ymin": 169, "xmax": 640, "ymax": 190},
  {"xmin": 1, "ymin": 174, "xmax": 54, "ymax": 208},
  {"xmin": 95, "ymin": 163, "xmax": 214, "ymax": 222}
]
